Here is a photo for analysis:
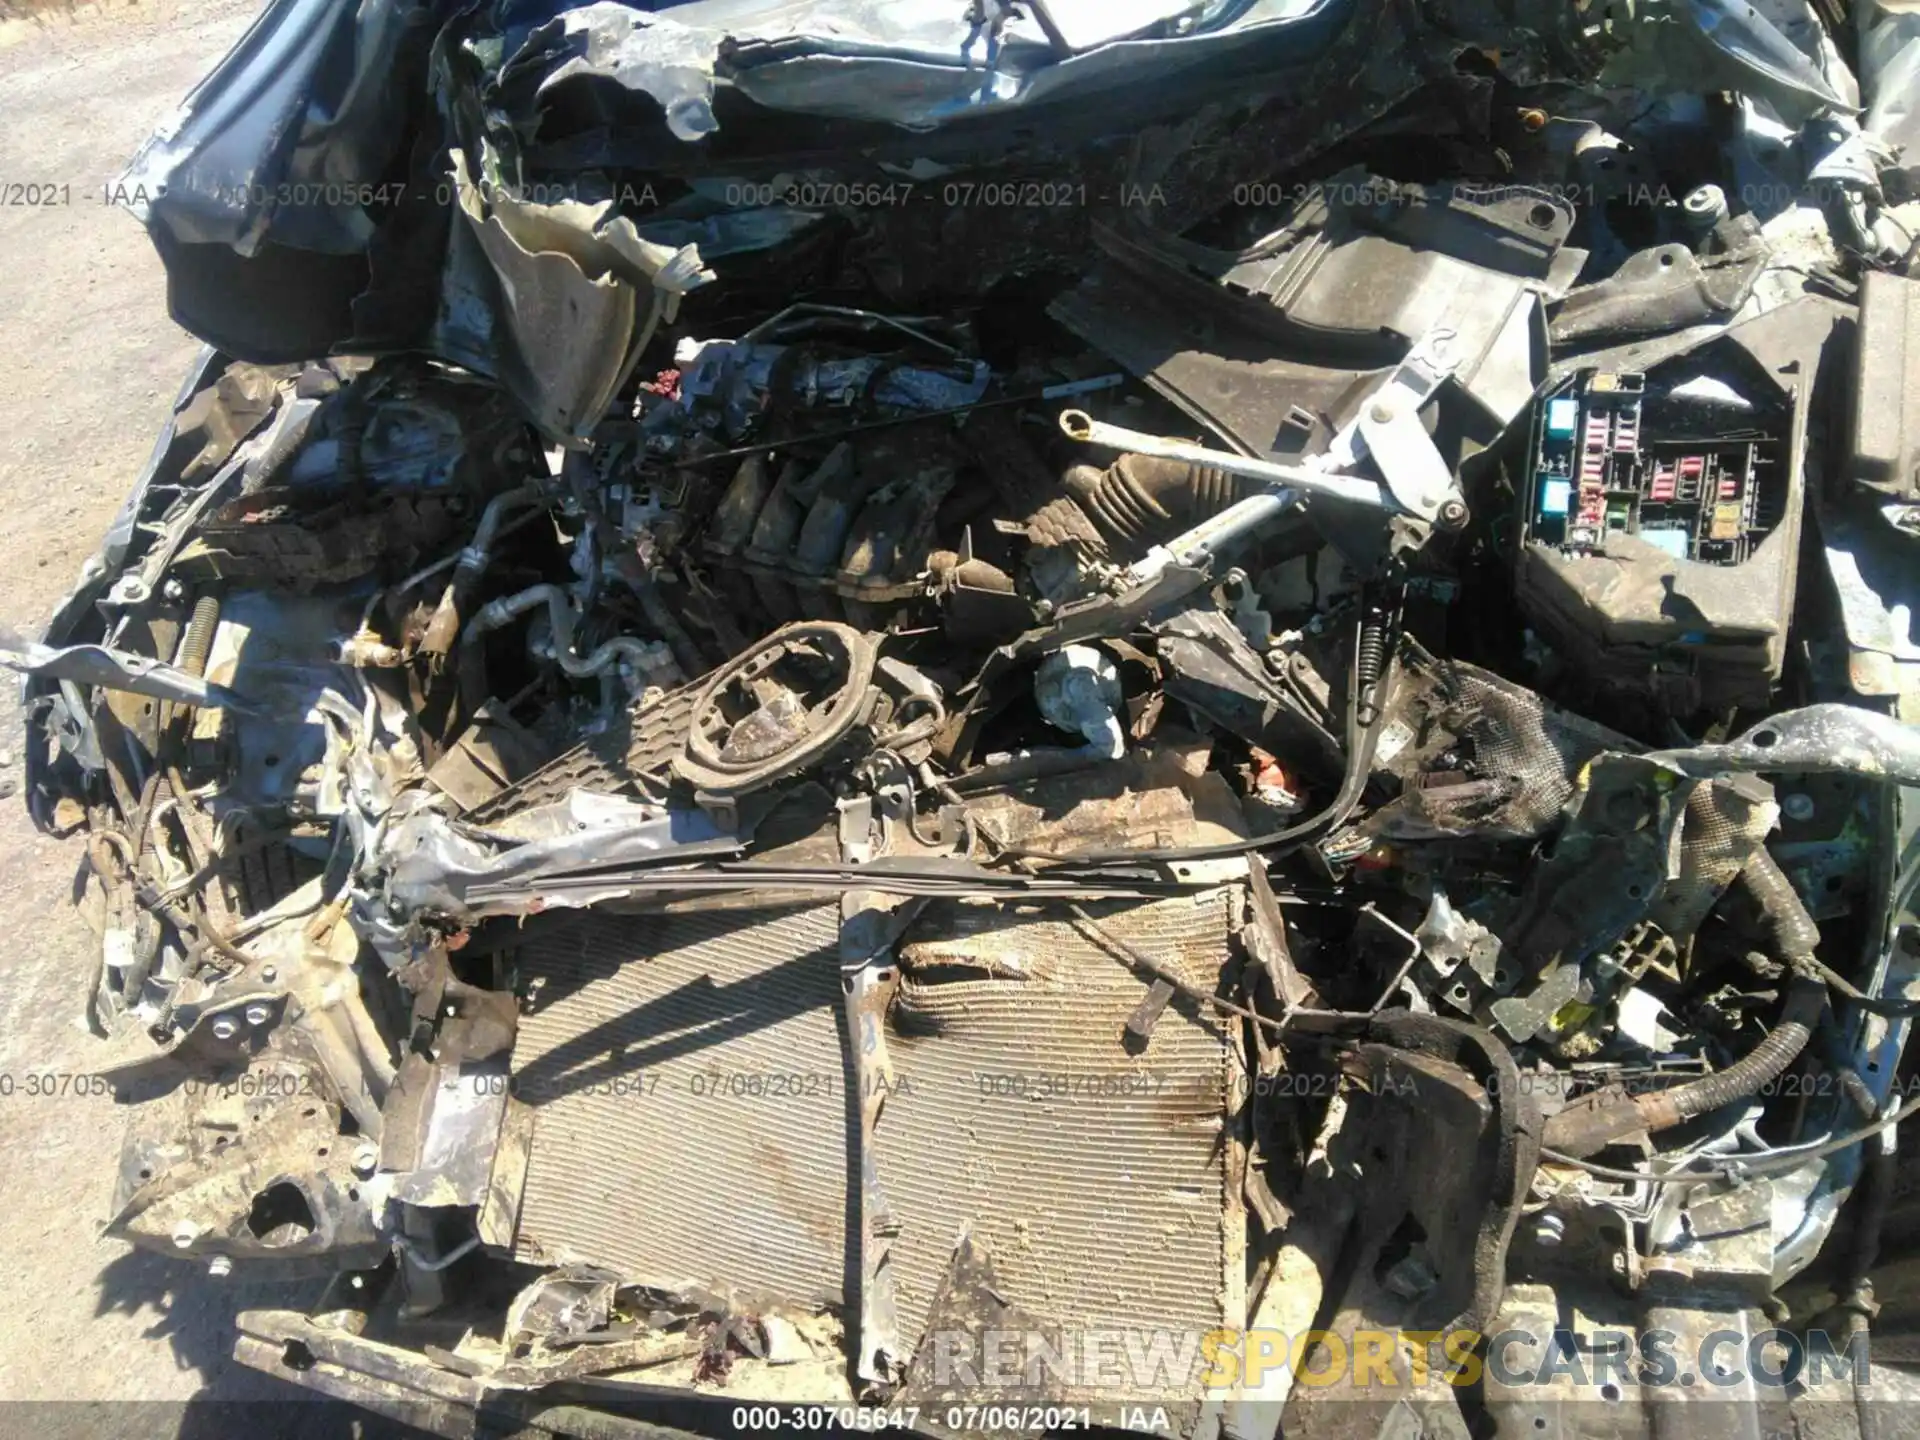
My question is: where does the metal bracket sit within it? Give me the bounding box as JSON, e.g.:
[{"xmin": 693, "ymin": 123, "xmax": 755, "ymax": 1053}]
[
  {"xmin": 1346, "ymin": 331, "xmax": 1468, "ymax": 529},
  {"xmin": 0, "ymin": 640, "xmax": 254, "ymax": 711},
  {"xmin": 837, "ymin": 794, "xmax": 876, "ymax": 865},
  {"xmin": 839, "ymin": 891, "xmax": 908, "ymax": 1388},
  {"xmin": 1648, "ymin": 704, "xmax": 1920, "ymax": 786}
]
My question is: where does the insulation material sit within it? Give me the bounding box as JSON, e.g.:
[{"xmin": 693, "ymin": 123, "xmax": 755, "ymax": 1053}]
[{"xmin": 508, "ymin": 902, "xmax": 850, "ymax": 1307}]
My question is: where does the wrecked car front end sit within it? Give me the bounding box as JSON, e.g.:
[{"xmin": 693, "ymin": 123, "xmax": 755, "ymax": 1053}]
[{"xmin": 21, "ymin": 0, "xmax": 1920, "ymax": 1433}]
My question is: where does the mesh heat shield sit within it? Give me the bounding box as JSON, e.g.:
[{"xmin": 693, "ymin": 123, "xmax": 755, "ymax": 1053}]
[
  {"xmin": 1652, "ymin": 778, "xmax": 1779, "ymax": 944},
  {"xmin": 1369, "ymin": 657, "xmax": 1629, "ymax": 841}
]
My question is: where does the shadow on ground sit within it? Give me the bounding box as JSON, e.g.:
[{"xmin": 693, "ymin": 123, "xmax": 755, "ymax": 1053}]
[{"xmin": 93, "ymin": 1248, "xmax": 428, "ymax": 1439}]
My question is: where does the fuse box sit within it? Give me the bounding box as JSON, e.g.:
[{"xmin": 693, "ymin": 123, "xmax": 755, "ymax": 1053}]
[
  {"xmin": 1513, "ymin": 298, "xmax": 1838, "ymax": 713},
  {"xmin": 1529, "ymin": 371, "xmax": 1783, "ymax": 565}
]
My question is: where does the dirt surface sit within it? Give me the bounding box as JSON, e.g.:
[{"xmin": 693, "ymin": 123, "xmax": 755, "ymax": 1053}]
[{"xmin": 0, "ymin": 2, "xmax": 388, "ymax": 1433}]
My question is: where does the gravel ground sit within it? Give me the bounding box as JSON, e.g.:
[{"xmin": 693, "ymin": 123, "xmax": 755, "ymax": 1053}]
[{"xmin": 0, "ymin": 3, "xmax": 388, "ymax": 1433}]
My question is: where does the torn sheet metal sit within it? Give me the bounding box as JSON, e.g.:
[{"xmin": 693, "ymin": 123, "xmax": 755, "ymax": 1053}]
[
  {"xmin": 120, "ymin": 0, "xmax": 426, "ymax": 256},
  {"xmin": 443, "ymin": 149, "xmax": 712, "ymax": 438},
  {"xmin": 382, "ymin": 1060, "xmax": 512, "ymax": 1209},
  {"xmin": 525, "ymin": 0, "xmax": 1348, "ymax": 133},
  {"xmin": 377, "ymin": 794, "xmax": 741, "ymax": 921},
  {"xmin": 1648, "ymin": 704, "xmax": 1920, "ymax": 785},
  {"xmin": 1859, "ymin": 0, "xmax": 1920, "ymax": 179},
  {"xmin": 1599, "ymin": 0, "xmax": 1857, "ymax": 121},
  {"xmin": 0, "ymin": 638, "xmax": 254, "ymax": 712},
  {"xmin": 109, "ymin": 1056, "xmax": 386, "ymax": 1269}
]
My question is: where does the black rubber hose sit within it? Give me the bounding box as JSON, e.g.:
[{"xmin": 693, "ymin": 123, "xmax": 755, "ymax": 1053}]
[
  {"xmin": 1545, "ymin": 848, "xmax": 1829, "ymax": 1158},
  {"xmin": 1544, "ymin": 976, "xmax": 1825, "ymax": 1156},
  {"xmin": 1739, "ymin": 847, "xmax": 1823, "ymax": 960},
  {"xmin": 1643, "ymin": 976, "xmax": 1826, "ymax": 1125},
  {"xmin": 630, "ymin": 574, "xmax": 713, "ymax": 680},
  {"xmin": 1743, "ymin": 839, "xmax": 1920, "ymax": 1017},
  {"xmin": 1628, "ymin": 849, "xmax": 1829, "ymax": 1125}
]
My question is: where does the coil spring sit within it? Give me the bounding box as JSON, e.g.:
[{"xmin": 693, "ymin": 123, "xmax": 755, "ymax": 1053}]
[{"xmin": 1356, "ymin": 620, "xmax": 1387, "ymax": 691}]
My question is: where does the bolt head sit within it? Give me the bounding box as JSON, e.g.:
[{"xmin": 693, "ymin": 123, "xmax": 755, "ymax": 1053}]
[
  {"xmin": 1369, "ymin": 402, "xmax": 1397, "ymax": 425},
  {"xmin": 209, "ymin": 1016, "xmax": 240, "ymax": 1042},
  {"xmin": 243, "ymin": 1004, "xmax": 272, "ymax": 1028},
  {"xmin": 352, "ymin": 1144, "xmax": 380, "ymax": 1179},
  {"xmin": 1783, "ymin": 793, "xmax": 1815, "ymax": 823},
  {"xmin": 207, "ymin": 1255, "xmax": 233, "ymax": 1278}
]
